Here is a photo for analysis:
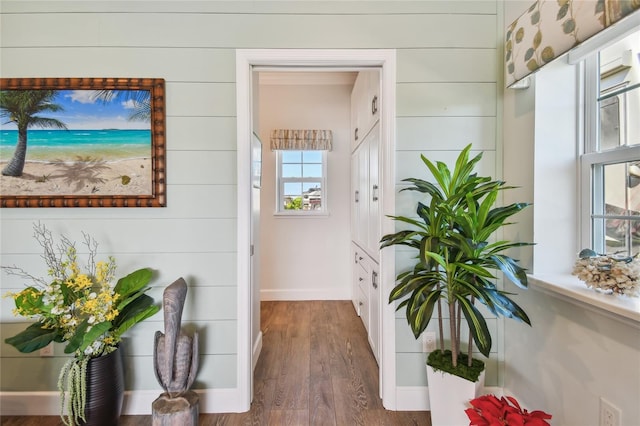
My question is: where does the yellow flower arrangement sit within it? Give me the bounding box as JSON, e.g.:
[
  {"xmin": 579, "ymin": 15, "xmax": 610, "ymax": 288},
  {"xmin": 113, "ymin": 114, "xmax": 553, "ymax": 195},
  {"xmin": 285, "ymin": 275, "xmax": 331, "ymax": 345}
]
[{"xmin": 3, "ymin": 223, "xmax": 160, "ymax": 425}]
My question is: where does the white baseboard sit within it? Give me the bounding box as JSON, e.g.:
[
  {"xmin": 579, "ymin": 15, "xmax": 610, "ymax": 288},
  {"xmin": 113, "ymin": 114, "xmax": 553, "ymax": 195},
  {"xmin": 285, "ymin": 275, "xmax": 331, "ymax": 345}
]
[
  {"xmin": 0, "ymin": 388, "xmax": 248, "ymax": 416},
  {"xmin": 1, "ymin": 385, "xmax": 505, "ymax": 415},
  {"xmin": 260, "ymin": 288, "xmax": 350, "ymax": 301},
  {"xmin": 0, "ymin": 392, "xmax": 60, "ymax": 416},
  {"xmin": 396, "ymin": 386, "xmax": 430, "ymax": 411},
  {"xmin": 253, "ymin": 331, "xmax": 263, "ymax": 372}
]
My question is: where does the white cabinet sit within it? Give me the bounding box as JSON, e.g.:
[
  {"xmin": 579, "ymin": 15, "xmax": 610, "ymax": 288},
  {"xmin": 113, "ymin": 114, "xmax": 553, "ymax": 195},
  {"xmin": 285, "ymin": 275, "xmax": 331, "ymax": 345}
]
[
  {"xmin": 350, "ymin": 69, "xmax": 382, "ymax": 365},
  {"xmin": 350, "ymin": 69, "xmax": 381, "ymax": 259},
  {"xmin": 350, "ymin": 70, "xmax": 381, "ymax": 152},
  {"xmin": 351, "ymin": 243, "xmax": 380, "ymax": 364},
  {"xmin": 352, "ymin": 123, "xmax": 380, "ymax": 260}
]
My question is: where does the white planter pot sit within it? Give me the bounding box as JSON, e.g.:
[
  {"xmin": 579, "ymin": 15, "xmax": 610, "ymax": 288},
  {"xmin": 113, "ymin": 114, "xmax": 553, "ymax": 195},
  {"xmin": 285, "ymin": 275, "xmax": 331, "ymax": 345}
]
[{"xmin": 426, "ymin": 365, "xmax": 485, "ymax": 426}]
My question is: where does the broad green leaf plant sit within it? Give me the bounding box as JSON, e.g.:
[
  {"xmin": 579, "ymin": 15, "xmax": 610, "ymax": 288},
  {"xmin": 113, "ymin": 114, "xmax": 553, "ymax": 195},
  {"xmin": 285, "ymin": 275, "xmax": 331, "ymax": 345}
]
[
  {"xmin": 3, "ymin": 222, "xmax": 160, "ymax": 425},
  {"xmin": 381, "ymin": 145, "xmax": 532, "ymax": 382}
]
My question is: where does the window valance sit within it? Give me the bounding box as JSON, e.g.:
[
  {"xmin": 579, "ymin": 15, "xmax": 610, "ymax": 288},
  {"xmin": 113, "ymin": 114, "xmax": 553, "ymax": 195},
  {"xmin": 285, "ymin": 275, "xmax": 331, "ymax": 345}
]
[
  {"xmin": 505, "ymin": 0, "xmax": 639, "ymax": 88},
  {"xmin": 270, "ymin": 129, "xmax": 333, "ymax": 151}
]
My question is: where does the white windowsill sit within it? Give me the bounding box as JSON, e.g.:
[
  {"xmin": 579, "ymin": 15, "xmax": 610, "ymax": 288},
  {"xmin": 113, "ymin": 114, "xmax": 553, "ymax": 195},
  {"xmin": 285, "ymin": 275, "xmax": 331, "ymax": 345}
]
[
  {"xmin": 273, "ymin": 211, "xmax": 329, "ymax": 218},
  {"xmin": 528, "ymin": 274, "xmax": 640, "ymax": 329}
]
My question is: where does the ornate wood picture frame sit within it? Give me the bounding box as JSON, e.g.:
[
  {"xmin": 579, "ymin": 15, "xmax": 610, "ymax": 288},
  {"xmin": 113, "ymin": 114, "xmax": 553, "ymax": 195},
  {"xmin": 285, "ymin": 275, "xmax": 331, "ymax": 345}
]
[{"xmin": 0, "ymin": 78, "xmax": 166, "ymax": 207}]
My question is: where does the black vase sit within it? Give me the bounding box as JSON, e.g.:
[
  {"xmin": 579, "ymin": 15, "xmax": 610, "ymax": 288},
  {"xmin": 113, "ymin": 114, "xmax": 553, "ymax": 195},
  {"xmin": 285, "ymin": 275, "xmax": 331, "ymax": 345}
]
[{"xmin": 82, "ymin": 348, "xmax": 124, "ymax": 425}]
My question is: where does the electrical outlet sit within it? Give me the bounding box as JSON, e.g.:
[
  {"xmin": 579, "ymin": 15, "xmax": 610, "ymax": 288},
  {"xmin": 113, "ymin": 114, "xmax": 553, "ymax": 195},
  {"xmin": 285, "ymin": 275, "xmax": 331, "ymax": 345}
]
[
  {"xmin": 39, "ymin": 343, "xmax": 54, "ymax": 357},
  {"xmin": 423, "ymin": 331, "xmax": 436, "ymax": 352},
  {"xmin": 600, "ymin": 397, "xmax": 621, "ymax": 426}
]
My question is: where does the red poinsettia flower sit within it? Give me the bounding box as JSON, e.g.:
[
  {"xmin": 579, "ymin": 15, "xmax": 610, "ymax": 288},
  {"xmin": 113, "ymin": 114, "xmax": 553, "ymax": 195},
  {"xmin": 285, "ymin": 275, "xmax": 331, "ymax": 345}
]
[{"xmin": 465, "ymin": 394, "xmax": 552, "ymax": 426}]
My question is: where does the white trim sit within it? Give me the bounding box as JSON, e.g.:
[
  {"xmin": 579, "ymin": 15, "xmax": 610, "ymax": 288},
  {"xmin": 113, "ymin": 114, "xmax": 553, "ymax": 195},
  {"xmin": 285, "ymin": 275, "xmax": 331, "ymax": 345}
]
[
  {"xmin": 252, "ymin": 331, "xmax": 263, "ymax": 372},
  {"xmin": 0, "ymin": 388, "xmax": 246, "ymax": 416},
  {"xmin": 396, "ymin": 386, "xmax": 430, "ymax": 411},
  {"xmin": 236, "ymin": 48, "xmax": 397, "ymax": 410},
  {"xmin": 529, "ymin": 274, "xmax": 640, "ymax": 328},
  {"xmin": 260, "ymin": 288, "xmax": 351, "ymax": 301},
  {"xmin": 236, "ymin": 50, "xmax": 253, "ymax": 413}
]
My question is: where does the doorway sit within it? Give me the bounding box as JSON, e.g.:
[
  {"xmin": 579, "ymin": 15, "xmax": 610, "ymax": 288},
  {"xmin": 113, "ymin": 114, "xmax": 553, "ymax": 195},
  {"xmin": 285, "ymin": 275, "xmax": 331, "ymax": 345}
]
[{"xmin": 236, "ymin": 49, "xmax": 397, "ymax": 411}]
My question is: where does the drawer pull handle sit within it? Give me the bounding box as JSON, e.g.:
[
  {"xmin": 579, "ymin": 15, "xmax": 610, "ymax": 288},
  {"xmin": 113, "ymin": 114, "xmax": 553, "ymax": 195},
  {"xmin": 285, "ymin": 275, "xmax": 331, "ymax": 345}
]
[{"xmin": 371, "ymin": 95, "xmax": 378, "ymax": 115}]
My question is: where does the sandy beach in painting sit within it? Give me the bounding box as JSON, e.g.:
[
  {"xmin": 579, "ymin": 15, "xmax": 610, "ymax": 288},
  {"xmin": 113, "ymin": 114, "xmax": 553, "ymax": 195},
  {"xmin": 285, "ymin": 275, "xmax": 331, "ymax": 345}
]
[{"xmin": 0, "ymin": 158, "xmax": 152, "ymax": 196}]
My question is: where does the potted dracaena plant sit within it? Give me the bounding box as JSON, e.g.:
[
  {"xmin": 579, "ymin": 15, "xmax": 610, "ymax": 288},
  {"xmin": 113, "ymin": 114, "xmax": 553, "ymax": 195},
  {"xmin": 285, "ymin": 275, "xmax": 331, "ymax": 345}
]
[{"xmin": 380, "ymin": 144, "xmax": 532, "ymax": 425}]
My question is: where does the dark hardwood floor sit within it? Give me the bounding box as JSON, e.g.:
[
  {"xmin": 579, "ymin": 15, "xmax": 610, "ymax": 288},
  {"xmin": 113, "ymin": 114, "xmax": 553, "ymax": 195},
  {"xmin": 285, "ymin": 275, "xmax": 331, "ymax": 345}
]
[{"xmin": 2, "ymin": 300, "xmax": 431, "ymax": 425}]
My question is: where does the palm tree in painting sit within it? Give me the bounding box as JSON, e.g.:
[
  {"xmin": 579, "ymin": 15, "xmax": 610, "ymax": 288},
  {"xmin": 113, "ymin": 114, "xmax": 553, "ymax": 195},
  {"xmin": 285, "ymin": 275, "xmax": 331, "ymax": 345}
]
[
  {"xmin": 92, "ymin": 90, "xmax": 151, "ymax": 122},
  {"xmin": 0, "ymin": 90, "xmax": 67, "ymax": 176}
]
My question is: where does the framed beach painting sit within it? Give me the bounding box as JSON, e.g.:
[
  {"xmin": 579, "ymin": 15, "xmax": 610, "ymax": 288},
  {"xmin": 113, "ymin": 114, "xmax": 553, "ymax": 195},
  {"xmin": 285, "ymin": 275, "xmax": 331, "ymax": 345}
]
[{"xmin": 0, "ymin": 78, "xmax": 166, "ymax": 207}]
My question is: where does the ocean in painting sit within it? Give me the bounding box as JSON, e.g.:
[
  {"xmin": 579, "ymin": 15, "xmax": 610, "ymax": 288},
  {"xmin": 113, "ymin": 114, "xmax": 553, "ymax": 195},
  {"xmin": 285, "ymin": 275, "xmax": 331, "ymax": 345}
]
[{"xmin": 0, "ymin": 129, "xmax": 151, "ymax": 162}]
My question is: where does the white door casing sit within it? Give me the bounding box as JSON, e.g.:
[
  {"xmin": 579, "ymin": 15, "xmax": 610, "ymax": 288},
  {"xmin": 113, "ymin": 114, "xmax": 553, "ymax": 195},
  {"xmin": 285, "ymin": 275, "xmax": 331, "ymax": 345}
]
[{"xmin": 236, "ymin": 49, "xmax": 397, "ymax": 411}]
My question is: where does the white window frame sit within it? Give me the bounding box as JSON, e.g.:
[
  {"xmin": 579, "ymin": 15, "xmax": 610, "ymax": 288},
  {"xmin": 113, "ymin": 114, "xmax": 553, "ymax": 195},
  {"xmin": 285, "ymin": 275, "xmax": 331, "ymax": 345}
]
[
  {"xmin": 579, "ymin": 41, "xmax": 640, "ymax": 256},
  {"xmin": 528, "ymin": 14, "xmax": 640, "ymax": 325},
  {"xmin": 274, "ymin": 150, "xmax": 328, "ymax": 215}
]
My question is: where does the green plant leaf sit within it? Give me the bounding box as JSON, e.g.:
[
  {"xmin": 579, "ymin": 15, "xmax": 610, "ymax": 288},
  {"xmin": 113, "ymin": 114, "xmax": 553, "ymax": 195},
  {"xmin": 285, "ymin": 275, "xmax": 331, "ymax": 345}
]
[
  {"xmin": 408, "ymin": 289, "xmax": 441, "ymax": 338},
  {"xmin": 114, "ymin": 268, "xmax": 152, "ymax": 299},
  {"xmin": 456, "ymin": 296, "xmax": 491, "ymax": 357},
  {"xmin": 490, "ymin": 254, "xmax": 529, "ymax": 289},
  {"xmin": 114, "ymin": 304, "xmax": 160, "ymax": 338},
  {"xmin": 4, "ymin": 322, "xmax": 60, "ymax": 353},
  {"xmin": 63, "ymin": 320, "xmax": 90, "ymax": 354},
  {"xmin": 483, "ymin": 289, "xmax": 531, "ymax": 325},
  {"xmin": 75, "ymin": 321, "xmax": 112, "ymax": 354},
  {"xmin": 13, "ymin": 287, "xmax": 45, "ymax": 315}
]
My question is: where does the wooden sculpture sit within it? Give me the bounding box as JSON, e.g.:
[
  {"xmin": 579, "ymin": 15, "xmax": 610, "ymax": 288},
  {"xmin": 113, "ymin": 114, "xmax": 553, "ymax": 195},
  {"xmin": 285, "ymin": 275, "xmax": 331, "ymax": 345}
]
[{"xmin": 152, "ymin": 277, "xmax": 199, "ymax": 425}]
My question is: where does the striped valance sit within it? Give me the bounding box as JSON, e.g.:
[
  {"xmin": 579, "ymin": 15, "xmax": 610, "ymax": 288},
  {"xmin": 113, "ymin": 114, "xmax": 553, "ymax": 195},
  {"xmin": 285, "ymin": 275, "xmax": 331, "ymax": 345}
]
[
  {"xmin": 270, "ymin": 129, "xmax": 333, "ymax": 151},
  {"xmin": 505, "ymin": 0, "xmax": 640, "ymax": 87}
]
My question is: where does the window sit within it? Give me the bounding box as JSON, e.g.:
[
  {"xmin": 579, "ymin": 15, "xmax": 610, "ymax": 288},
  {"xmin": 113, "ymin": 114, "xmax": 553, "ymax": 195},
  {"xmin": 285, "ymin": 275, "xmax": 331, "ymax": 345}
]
[
  {"xmin": 276, "ymin": 150, "xmax": 327, "ymax": 213},
  {"xmin": 581, "ymin": 29, "xmax": 640, "ymax": 257}
]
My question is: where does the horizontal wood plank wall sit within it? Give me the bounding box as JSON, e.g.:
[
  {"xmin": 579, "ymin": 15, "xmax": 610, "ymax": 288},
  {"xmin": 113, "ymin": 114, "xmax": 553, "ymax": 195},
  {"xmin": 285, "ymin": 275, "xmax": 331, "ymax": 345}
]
[{"xmin": 0, "ymin": 0, "xmax": 500, "ymax": 405}]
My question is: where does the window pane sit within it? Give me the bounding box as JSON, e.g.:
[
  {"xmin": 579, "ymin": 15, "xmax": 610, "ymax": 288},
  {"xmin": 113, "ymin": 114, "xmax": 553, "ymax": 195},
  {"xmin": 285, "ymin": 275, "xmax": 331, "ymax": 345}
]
[
  {"xmin": 277, "ymin": 150, "xmax": 325, "ymax": 213},
  {"xmin": 282, "ymin": 151, "xmax": 302, "ymax": 163},
  {"xmin": 284, "ymin": 182, "xmax": 301, "ymax": 197},
  {"xmin": 603, "ymin": 162, "xmax": 628, "ymax": 211},
  {"xmin": 303, "ymin": 183, "xmax": 322, "ymax": 210},
  {"xmin": 303, "ymin": 163, "xmax": 322, "ymax": 178},
  {"xmin": 599, "ymin": 96, "xmax": 620, "ymax": 151},
  {"xmin": 303, "ymin": 182, "xmax": 321, "ymax": 193},
  {"xmin": 598, "ymin": 29, "xmax": 640, "ymax": 149},
  {"xmin": 282, "ymin": 164, "xmax": 302, "ymax": 178},
  {"xmin": 597, "ymin": 161, "xmax": 640, "ymax": 255},
  {"xmin": 283, "ymin": 182, "xmax": 302, "ymax": 210},
  {"xmin": 604, "ymin": 218, "xmax": 640, "ymax": 256},
  {"xmin": 303, "ymin": 151, "xmax": 322, "ymax": 162}
]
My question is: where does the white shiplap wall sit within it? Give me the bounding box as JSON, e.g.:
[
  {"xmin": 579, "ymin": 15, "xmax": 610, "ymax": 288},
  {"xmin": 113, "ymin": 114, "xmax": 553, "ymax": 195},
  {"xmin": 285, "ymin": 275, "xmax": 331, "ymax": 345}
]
[{"xmin": 0, "ymin": 0, "xmax": 501, "ymax": 411}]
